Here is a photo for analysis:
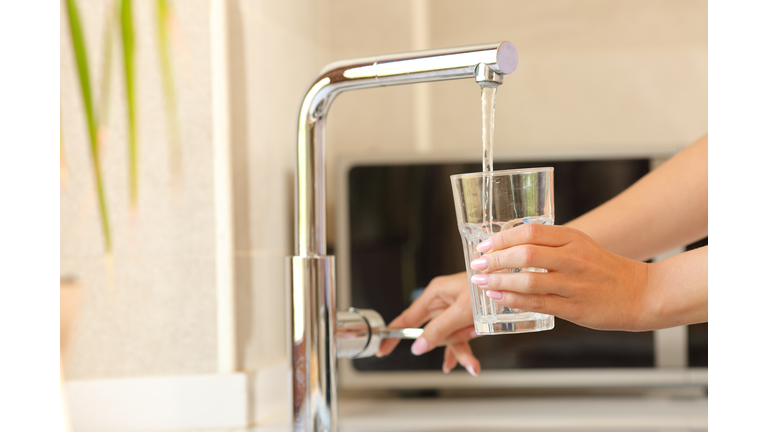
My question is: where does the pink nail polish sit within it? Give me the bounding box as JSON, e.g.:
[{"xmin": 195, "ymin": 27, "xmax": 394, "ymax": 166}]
[
  {"xmin": 476, "ymin": 240, "xmax": 492, "ymax": 253},
  {"xmin": 486, "ymin": 290, "xmax": 503, "ymax": 300},
  {"xmin": 411, "ymin": 337, "xmax": 429, "ymax": 356},
  {"xmin": 470, "ymin": 257, "xmax": 488, "ymax": 270},
  {"xmin": 466, "ymin": 365, "xmax": 479, "ymax": 377},
  {"xmin": 471, "ymin": 274, "xmax": 489, "ymax": 286}
]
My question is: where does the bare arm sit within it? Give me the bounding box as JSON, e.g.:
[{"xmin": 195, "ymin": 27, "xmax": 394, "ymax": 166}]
[
  {"xmin": 379, "ymin": 134, "xmax": 709, "ymax": 368},
  {"xmin": 567, "ymin": 134, "xmax": 708, "ymax": 261},
  {"xmin": 644, "ymin": 245, "xmax": 708, "ymax": 328}
]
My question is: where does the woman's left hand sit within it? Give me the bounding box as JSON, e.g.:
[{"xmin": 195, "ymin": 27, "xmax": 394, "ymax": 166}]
[{"xmin": 471, "ymin": 224, "xmax": 653, "ymax": 331}]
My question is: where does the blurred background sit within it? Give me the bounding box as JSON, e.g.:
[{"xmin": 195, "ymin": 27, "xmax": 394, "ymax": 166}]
[{"xmin": 59, "ymin": 0, "xmax": 707, "ymax": 430}]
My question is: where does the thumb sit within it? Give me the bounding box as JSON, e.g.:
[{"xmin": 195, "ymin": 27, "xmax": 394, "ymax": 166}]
[{"xmin": 410, "ymin": 299, "xmax": 473, "ymax": 356}]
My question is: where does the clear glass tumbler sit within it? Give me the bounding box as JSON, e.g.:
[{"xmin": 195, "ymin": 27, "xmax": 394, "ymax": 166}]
[{"xmin": 450, "ymin": 167, "xmax": 555, "ymax": 335}]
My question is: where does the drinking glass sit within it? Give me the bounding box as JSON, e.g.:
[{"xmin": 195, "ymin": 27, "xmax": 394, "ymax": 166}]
[{"xmin": 450, "ymin": 167, "xmax": 555, "ymax": 335}]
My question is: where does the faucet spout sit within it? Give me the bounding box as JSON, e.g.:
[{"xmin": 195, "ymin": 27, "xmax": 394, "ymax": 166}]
[
  {"xmin": 290, "ymin": 41, "xmax": 518, "ymax": 432},
  {"xmin": 475, "ymin": 63, "xmax": 505, "ymax": 85}
]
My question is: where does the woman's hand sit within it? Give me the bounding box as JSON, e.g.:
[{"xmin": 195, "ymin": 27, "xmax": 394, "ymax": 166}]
[
  {"xmin": 470, "ymin": 224, "xmax": 654, "ymax": 331},
  {"xmin": 376, "ymin": 272, "xmax": 482, "ymax": 376}
]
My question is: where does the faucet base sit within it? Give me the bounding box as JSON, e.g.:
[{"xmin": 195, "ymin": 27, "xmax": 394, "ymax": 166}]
[{"xmin": 288, "ymin": 255, "xmax": 338, "ymax": 432}]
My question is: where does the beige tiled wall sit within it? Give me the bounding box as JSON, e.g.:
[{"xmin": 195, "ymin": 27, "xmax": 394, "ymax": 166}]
[
  {"xmin": 62, "ymin": 0, "xmax": 706, "ymax": 379},
  {"xmin": 61, "ymin": 0, "xmax": 218, "ymax": 379},
  {"xmin": 228, "ymin": 0, "xmax": 333, "ymax": 371},
  {"xmin": 427, "ymin": 0, "xmax": 708, "ymax": 153},
  {"xmin": 323, "ymin": 0, "xmax": 708, "ymax": 157}
]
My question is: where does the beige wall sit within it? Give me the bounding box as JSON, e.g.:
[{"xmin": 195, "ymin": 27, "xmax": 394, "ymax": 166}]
[
  {"xmin": 61, "ymin": 0, "xmax": 333, "ymax": 378},
  {"xmin": 61, "ymin": 0, "xmax": 219, "ymax": 379},
  {"xmin": 324, "ymin": 0, "xmax": 707, "ymax": 155},
  {"xmin": 61, "ymin": 0, "xmax": 706, "ymax": 379},
  {"xmin": 427, "ymin": 0, "xmax": 707, "ymax": 153},
  {"xmin": 227, "ymin": 0, "xmax": 332, "ymax": 371}
]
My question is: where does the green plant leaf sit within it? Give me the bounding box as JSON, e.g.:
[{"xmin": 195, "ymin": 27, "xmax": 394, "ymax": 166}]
[
  {"xmin": 98, "ymin": 0, "xmax": 117, "ymax": 146},
  {"xmin": 120, "ymin": 0, "xmax": 138, "ymax": 208},
  {"xmin": 156, "ymin": 0, "xmax": 182, "ymax": 178},
  {"xmin": 65, "ymin": 0, "xmax": 113, "ymax": 253}
]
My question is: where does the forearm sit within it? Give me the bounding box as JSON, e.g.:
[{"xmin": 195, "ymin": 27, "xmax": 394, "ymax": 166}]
[
  {"xmin": 566, "ymin": 134, "xmax": 708, "ymax": 261},
  {"xmin": 640, "ymin": 246, "xmax": 708, "ymax": 330}
]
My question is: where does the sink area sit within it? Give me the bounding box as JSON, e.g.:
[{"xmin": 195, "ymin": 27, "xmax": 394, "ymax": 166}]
[
  {"xmin": 245, "ymin": 395, "xmax": 707, "ymax": 432},
  {"xmin": 338, "ymin": 396, "xmax": 707, "ymax": 432}
]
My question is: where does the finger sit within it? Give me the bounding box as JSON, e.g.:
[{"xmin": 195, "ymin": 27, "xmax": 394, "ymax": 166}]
[
  {"xmin": 477, "ymin": 224, "xmax": 577, "ymax": 253},
  {"xmin": 471, "ymin": 270, "xmax": 574, "ymax": 296},
  {"xmin": 379, "ymin": 272, "xmax": 469, "ymax": 357},
  {"xmin": 376, "ymin": 289, "xmax": 444, "ymax": 357},
  {"xmin": 387, "ymin": 275, "xmax": 465, "ymax": 330},
  {"xmin": 376, "ymin": 315, "xmax": 409, "ymax": 357},
  {"xmin": 442, "ymin": 347, "xmax": 458, "ymax": 374},
  {"xmin": 389, "ymin": 297, "xmax": 436, "ymax": 329},
  {"xmin": 448, "ymin": 341, "xmax": 480, "ymax": 377},
  {"xmin": 376, "ymin": 337, "xmax": 401, "ymax": 357},
  {"xmin": 411, "ymin": 296, "xmax": 474, "ymax": 356},
  {"xmin": 444, "ymin": 325, "xmax": 480, "ymax": 345},
  {"xmin": 485, "ymin": 290, "xmax": 567, "ymax": 316},
  {"xmin": 471, "ymin": 244, "xmax": 566, "ymax": 274}
]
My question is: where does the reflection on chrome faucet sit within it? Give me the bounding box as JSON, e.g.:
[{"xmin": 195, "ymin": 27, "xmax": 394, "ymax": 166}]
[{"xmin": 289, "ymin": 41, "xmax": 518, "ymax": 432}]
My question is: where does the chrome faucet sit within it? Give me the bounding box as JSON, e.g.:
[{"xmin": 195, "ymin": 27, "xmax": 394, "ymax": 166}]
[{"xmin": 289, "ymin": 41, "xmax": 519, "ymax": 432}]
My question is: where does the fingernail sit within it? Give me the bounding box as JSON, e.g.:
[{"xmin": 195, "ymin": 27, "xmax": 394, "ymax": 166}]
[
  {"xmin": 469, "ymin": 330, "xmax": 480, "ymax": 339},
  {"xmin": 442, "ymin": 363, "xmax": 451, "ymax": 374},
  {"xmin": 466, "ymin": 365, "xmax": 479, "ymax": 377},
  {"xmin": 486, "ymin": 290, "xmax": 503, "ymax": 300},
  {"xmin": 476, "ymin": 240, "xmax": 492, "ymax": 253},
  {"xmin": 471, "ymin": 274, "xmax": 489, "ymax": 286},
  {"xmin": 411, "ymin": 337, "xmax": 429, "ymax": 356},
  {"xmin": 470, "ymin": 257, "xmax": 488, "ymax": 270}
]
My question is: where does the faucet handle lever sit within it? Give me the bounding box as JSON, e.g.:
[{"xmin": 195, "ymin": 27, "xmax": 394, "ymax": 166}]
[
  {"xmin": 379, "ymin": 327, "xmax": 424, "ymax": 340},
  {"xmin": 337, "ymin": 308, "xmax": 424, "ymax": 358}
]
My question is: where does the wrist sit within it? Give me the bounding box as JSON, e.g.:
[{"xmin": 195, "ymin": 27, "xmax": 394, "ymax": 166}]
[
  {"xmin": 640, "ymin": 247, "xmax": 708, "ymax": 330},
  {"xmin": 625, "ymin": 260, "xmax": 655, "ymax": 331},
  {"xmin": 637, "ymin": 260, "xmax": 665, "ymax": 331}
]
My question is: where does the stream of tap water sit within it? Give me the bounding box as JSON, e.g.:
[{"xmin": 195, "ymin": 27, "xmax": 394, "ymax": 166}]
[
  {"xmin": 480, "ymin": 82, "xmax": 499, "ymax": 234},
  {"xmin": 476, "ymin": 81, "xmax": 500, "ymax": 321}
]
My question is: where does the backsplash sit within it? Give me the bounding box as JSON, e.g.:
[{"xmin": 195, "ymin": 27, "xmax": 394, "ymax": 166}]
[{"xmin": 61, "ymin": 0, "xmax": 706, "ymax": 381}]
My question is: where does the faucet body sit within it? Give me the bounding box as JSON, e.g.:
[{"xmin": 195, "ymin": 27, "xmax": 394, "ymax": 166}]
[{"xmin": 289, "ymin": 41, "xmax": 518, "ymax": 432}]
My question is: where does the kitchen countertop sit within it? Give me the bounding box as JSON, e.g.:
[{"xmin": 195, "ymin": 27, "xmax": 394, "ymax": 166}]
[{"xmin": 240, "ymin": 395, "xmax": 708, "ymax": 432}]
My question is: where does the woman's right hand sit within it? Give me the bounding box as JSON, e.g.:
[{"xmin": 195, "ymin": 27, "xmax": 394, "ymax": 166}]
[{"xmin": 376, "ymin": 272, "xmax": 482, "ymax": 376}]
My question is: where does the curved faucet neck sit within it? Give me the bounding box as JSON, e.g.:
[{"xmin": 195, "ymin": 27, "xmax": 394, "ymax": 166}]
[
  {"xmin": 291, "ymin": 41, "xmax": 518, "ymax": 432},
  {"xmin": 294, "ymin": 41, "xmax": 518, "ymax": 257}
]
